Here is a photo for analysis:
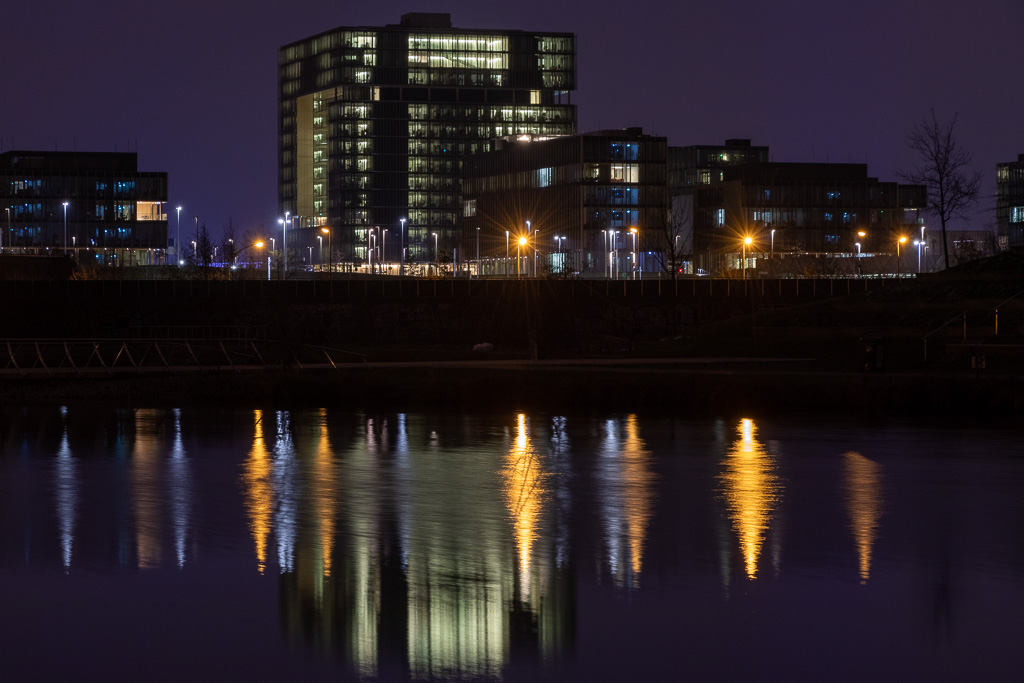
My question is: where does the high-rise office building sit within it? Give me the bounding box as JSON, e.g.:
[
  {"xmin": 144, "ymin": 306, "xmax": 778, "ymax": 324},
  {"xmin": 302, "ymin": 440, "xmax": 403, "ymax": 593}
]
[
  {"xmin": 278, "ymin": 13, "xmax": 576, "ymax": 270},
  {"xmin": 996, "ymin": 153, "xmax": 1024, "ymax": 249}
]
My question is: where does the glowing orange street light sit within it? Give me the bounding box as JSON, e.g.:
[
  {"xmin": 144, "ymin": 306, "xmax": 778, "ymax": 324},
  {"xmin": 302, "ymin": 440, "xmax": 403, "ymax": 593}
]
[
  {"xmin": 896, "ymin": 236, "xmax": 907, "ymax": 277},
  {"xmin": 742, "ymin": 236, "xmax": 753, "ymax": 280},
  {"xmin": 517, "ymin": 236, "xmax": 527, "ymax": 279},
  {"xmin": 321, "ymin": 227, "xmax": 332, "ymax": 277}
]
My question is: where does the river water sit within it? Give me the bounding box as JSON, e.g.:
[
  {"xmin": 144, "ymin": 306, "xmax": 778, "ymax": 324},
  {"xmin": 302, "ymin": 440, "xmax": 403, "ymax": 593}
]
[{"xmin": 1, "ymin": 406, "xmax": 1021, "ymax": 681}]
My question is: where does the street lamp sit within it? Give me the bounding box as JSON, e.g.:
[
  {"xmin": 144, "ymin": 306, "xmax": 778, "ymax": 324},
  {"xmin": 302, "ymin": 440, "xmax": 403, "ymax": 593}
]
[
  {"xmin": 742, "ymin": 236, "xmax": 753, "ymax": 279},
  {"xmin": 920, "ymin": 225, "xmax": 926, "ymax": 272},
  {"xmin": 914, "ymin": 239, "xmax": 922, "ymax": 273},
  {"xmin": 896, "ymin": 236, "xmax": 907, "ymax": 277},
  {"xmin": 382, "ymin": 229, "xmax": 387, "ymax": 273},
  {"xmin": 517, "ymin": 236, "xmax": 527, "ymax": 279},
  {"xmin": 317, "ymin": 235, "xmax": 323, "ymax": 270},
  {"xmin": 231, "ymin": 240, "xmax": 264, "ymax": 275},
  {"xmin": 770, "ymin": 228, "xmax": 776, "ymax": 260},
  {"xmin": 475, "ymin": 227, "xmax": 480, "ymax": 279},
  {"xmin": 432, "ymin": 232, "xmax": 438, "ymax": 273},
  {"xmin": 321, "ymin": 227, "xmax": 332, "ymax": 278},
  {"xmin": 505, "ymin": 230, "xmax": 509, "ymax": 277},
  {"xmin": 62, "ymin": 202, "xmax": 69, "ymax": 255},
  {"xmin": 400, "ymin": 218, "xmax": 406, "ymax": 276},
  {"xmin": 176, "ymin": 206, "xmax": 182, "ymax": 266},
  {"xmin": 533, "ymin": 230, "xmax": 539, "ymax": 277},
  {"xmin": 284, "ymin": 211, "xmax": 290, "ymax": 277},
  {"xmin": 630, "ymin": 227, "xmax": 638, "ymax": 279},
  {"xmin": 855, "ymin": 242, "xmax": 861, "ymax": 256}
]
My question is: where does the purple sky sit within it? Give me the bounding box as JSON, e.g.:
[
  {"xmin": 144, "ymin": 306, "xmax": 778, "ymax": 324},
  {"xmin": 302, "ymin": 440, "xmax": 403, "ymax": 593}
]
[{"xmin": 3, "ymin": 0, "xmax": 1022, "ymax": 238}]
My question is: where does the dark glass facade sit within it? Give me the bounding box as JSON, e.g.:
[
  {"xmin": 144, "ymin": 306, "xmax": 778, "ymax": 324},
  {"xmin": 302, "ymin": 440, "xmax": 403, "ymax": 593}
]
[
  {"xmin": 462, "ymin": 129, "xmax": 667, "ymax": 277},
  {"xmin": 996, "ymin": 153, "xmax": 1024, "ymax": 249},
  {"xmin": 278, "ymin": 13, "xmax": 576, "ymax": 268},
  {"xmin": 668, "ymin": 141, "xmax": 926, "ymax": 274},
  {"xmin": 0, "ymin": 151, "xmax": 168, "ymax": 265}
]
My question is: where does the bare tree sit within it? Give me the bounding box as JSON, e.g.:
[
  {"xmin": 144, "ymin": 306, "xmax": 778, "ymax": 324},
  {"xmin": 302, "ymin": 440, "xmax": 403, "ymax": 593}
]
[
  {"xmin": 221, "ymin": 219, "xmax": 239, "ymax": 266},
  {"xmin": 645, "ymin": 202, "xmax": 691, "ymax": 281},
  {"xmin": 899, "ymin": 109, "xmax": 982, "ymax": 270}
]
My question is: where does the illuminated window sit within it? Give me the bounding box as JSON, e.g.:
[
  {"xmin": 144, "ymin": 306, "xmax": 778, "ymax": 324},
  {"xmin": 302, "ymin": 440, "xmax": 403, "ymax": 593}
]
[
  {"xmin": 1011, "ymin": 207, "xmax": 1024, "ymax": 223},
  {"xmin": 537, "ymin": 167, "xmax": 553, "ymax": 188},
  {"xmin": 716, "ymin": 209, "xmax": 725, "ymax": 227},
  {"xmin": 463, "ymin": 199, "xmax": 476, "ymax": 217}
]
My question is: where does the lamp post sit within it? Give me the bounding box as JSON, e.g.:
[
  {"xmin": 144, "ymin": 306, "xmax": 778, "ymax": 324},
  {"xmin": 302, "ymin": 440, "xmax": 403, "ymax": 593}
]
[
  {"xmin": 317, "ymin": 235, "xmax": 323, "ymax": 270},
  {"xmin": 62, "ymin": 202, "xmax": 69, "ymax": 255},
  {"xmin": 855, "ymin": 242, "xmax": 861, "ymax": 257},
  {"xmin": 896, "ymin": 236, "xmax": 907, "ymax": 277},
  {"xmin": 517, "ymin": 236, "xmax": 526, "ymax": 279},
  {"xmin": 321, "ymin": 227, "xmax": 332, "ymax": 278},
  {"xmin": 382, "ymin": 229, "xmax": 387, "ymax": 273},
  {"xmin": 194, "ymin": 215, "xmax": 198, "ymax": 244},
  {"xmin": 920, "ymin": 225, "xmax": 926, "ymax": 272},
  {"xmin": 630, "ymin": 227, "xmax": 638, "ymax": 279},
  {"xmin": 914, "ymin": 240, "xmax": 922, "ymax": 273},
  {"xmin": 308, "ymin": 246, "xmax": 312, "ymax": 266},
  {"xmin": 284, "ymin": 211, "xmax": 289, "ymax": 277},
  {"xmin": 742, "ymin": 236, "xmax": 753, "ymax": 279},
  {"xmin": 770, "ymin": 228, "xmax": 776, "ymax": 260},
  {"xmin": 475, "ymin": 227, "xmax": 480, "ymax": 279},
  {"xmin": 176, "ymin": 206, "xmax": 182, "ymax": 265},
  {"xmin": 505, "ymin": 230, "xmax": 509, "ymax": 277},
  {"xmin": 400, "ymin": 218, "xmax": 406, "ymax": 276},
  {"xmin": 432, "ymin": 232, "xmax": 438, "ymax": 274},
  {"xmin": 533, "ymin": 230, "xmax": 539, "ymax": 277}
]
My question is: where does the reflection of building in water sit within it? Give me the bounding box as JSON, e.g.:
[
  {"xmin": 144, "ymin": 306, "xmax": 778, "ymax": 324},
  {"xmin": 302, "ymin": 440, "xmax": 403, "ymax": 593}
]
[
  {"xmin": 719, "ymin": 418, "xmax": 781, "ymax": 579},
  {"xmin": 132, "ymin": 409, "xmax": 165, "ymax": 569},
  {"xmin": 54, "ymin": 406, "xmax": 77, "ymax": 570},
  {"xmin": 271, "ymin": 411, "xmax": 575, "ymax": 679},
  {"xmin": 843, "ymin": 452, "xmax": 883, "ymax": 582},
  {"xmin": 596, "ymin": 414, "xmax": 655, "ymax": 588}
]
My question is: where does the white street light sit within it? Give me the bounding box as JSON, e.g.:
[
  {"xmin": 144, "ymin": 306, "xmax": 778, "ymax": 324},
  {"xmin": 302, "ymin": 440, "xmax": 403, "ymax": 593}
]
[
  {"xmin": 62, "ymin": 201, "xmax": 69, "ymax": 255},
  {"xmin": 400, "ymin": 218, "xmax": 406, "ymax": 276},
  {"xmin": 176, "ymin": 206, "xmax": 182, "ymax": 266}
]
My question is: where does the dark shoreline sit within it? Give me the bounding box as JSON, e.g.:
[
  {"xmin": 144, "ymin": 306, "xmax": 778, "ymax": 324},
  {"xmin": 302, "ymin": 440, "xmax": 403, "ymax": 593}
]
[{"xmin": 1, "ymin": 365, "xmax": 1019, "ymax": 418}]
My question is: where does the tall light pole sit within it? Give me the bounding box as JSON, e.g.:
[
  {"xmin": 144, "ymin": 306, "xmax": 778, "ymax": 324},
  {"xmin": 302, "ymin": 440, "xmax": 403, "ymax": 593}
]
[
  {"xmin": 630, "ymin": 227, "xmax": 638, "ymax": 279},
  {"xmin": 517, "ymin": 236, "xmax": 526, "ymax": 279},
  {"xmin": 920, "ymin": 225, "xmax": 926, "ymax": 272},
  {"xmin": 62, "ymin": 202, "xmax": 69, "ymax": 255},
  {"xmin": 382, "ymin": 229, "xmax": 387, "ymax": 272},
  {"xmin": 533, "ymin": 230, "xmax": 539, "ymax": 277},
  {"xmin": 308, "ymin": 246, "xmax": 312, "ymax": 266},
  {"xmin": 194, "ymin": 216, "xmax": 198, "ymax": 245},
  {"xmin": 856, "ymin": 242, "xmax": 861, "ymax": 257},
  {"xmin": 321, "ymin": 227, "xmax": 332, "ymax": 278},
  {"xmin": 432, "ymin": 232, "xmax": 438, "ymax": 275},
  {"xmin": 3, "ymin": 207, "xmax": 9, "ymax": 252},
  {"xmin": 400, "ymin": 218, "xmax": 406, "ymax": 276},
  {"xmin": 283, "ymin": 211, "xmax": 289, "ymax": 278},
  {"xmin": 505, "ymin": 230, "xmax": 509, "ymax": 277},
  {"xmin": 602, "ymin": 229, "xmax": 608, "ymax": 279},
  {"xmin": 475, "ymin": 227, "xmax": 480, "ymax": 279},
  {"xmin": 770, "ymin": 228, "xmax": 776, "ymax": 260},
  {"xmin": 742, "ymin": 236, "xmax": 752, "ymax": 279},
  {"xmin": 914, "ymin": 239, "xmax": 922, "ymax": 273},
  {"xmin": 317, "ymin": 235, "xmax": 323, "ymax": 270},
  {"xmin": 176, "ymin": 206, "xmax": 182, "ymax": 265},
  {"xmin": 896, "ymin": 236, "xmax": 907, "ymax": 277}
]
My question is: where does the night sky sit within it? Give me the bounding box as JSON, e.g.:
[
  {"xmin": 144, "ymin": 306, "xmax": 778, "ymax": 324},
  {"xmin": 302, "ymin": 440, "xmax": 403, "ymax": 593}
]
[{"xmin": 3, "ymin": 0, "xmax": 1022, "ymax": 238}]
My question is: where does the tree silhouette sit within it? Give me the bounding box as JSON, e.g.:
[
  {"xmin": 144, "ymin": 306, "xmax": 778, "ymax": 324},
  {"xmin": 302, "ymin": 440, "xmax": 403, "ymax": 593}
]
[{"xmin": 900, "ymin": 109, "xmax": 982, "ymax": 270}]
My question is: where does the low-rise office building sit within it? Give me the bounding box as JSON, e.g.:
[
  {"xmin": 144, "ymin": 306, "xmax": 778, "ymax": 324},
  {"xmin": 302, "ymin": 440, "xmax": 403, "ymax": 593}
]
[
  {"xmin": 0, "ymin": 151, "xmax": 168, "ymax": 265},
  {"xmin": 461, "ymin": 128, "xmax": 667, "ymax": 277},
  {"xmin": 670, "ymin": 141, "xmax": 925, "ymax": 275}
]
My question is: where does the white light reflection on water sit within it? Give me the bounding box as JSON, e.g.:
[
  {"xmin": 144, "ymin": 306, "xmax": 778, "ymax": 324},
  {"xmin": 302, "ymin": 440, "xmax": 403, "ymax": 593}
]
[
  {"xmin": 273, "ymin": 411, "xmax": 297, "ymax": 574},
  {"xmin": 168, "ymin": 408, "xmax": 191, "ymax": 568},
  {"xmin": 54, "ymin": 406, "xmax": 76, "ymax": 570},
  {"xmin": 597, "ymin": 414, "xmax": 655, "ymax": 588}
]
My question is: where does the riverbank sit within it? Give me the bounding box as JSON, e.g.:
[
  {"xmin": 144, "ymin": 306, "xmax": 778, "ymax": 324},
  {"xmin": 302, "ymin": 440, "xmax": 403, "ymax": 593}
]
[{"xmin": 1, "ymin": 362, "xmax": 1019, "ymax": 418}]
